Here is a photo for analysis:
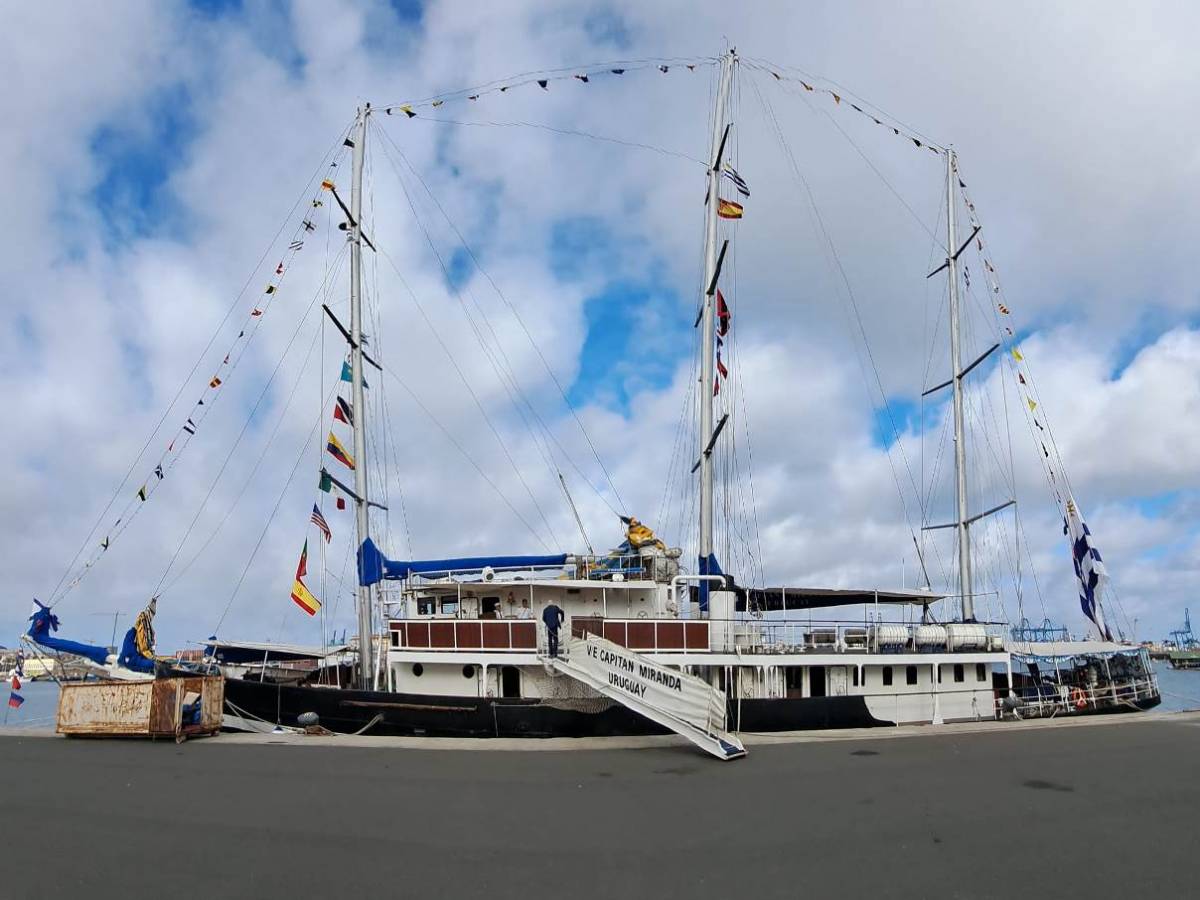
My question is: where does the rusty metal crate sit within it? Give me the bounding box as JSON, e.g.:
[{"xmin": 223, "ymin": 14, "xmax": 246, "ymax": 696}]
[{"xmin": 57, "ymin": 675, "xmax": 224, "ymax": 738}]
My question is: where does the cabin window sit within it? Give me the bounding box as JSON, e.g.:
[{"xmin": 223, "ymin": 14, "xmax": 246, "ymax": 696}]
[
  {"xmin": 809, "ymin": 666, "xmax": 826, "ymax": 698},
  {"xmin": 412, "ymin": 663, "xmax": 424, "ymax": 677},
  {"xmin": 882, "ymin": 666, "xmax": 893, "ymax": 686},
  {"xmin": 905, "ymin": 665, "xmax": 918, "ymax": 685},
  {"xmin": 852, "ymin": 667, "xmax": 860, "ymax": 687},
  {"xmin": 462, "ymin": 665, "xmax": 476, "ymax": 679},
  {"xmin": 417, "ymin": 597, "xmax": 435, "ymax": 615},
  {"xmin": 390, "ymin": 630, "xmax": 400, "ymax": 648},
  {"xmin": 953, "ymin": 664, "xmax": 965, "ymax": 683},
  {"xmin": 481, "ymin": 596, "xmax": 500, "ymax": 619},
  {"xmin": 440, "ymin": 598, "xmax": 459, "ymax": 616},
  {"xmin": 976, "ymin": 663, "xmax": 987, "ymax": 682}
]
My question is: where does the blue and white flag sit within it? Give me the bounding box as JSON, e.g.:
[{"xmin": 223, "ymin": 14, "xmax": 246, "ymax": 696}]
[{"xmin": 1065, "ymin": 496, "xmax": 1112, "ymax": 641}]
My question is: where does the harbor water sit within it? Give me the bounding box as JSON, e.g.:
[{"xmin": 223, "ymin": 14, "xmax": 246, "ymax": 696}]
[{"xmin": 5, "ymin": 662, "xmax": 1198, "ymax": 731}]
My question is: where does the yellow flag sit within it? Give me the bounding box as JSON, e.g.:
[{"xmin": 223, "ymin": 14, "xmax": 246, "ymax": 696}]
[
  {"xmin": 1027, "ymin": 398, "xmax": 1037, "ymax": 411},
  {"xmin": 1011, "ymin": 348, "xmax": 1024, "ymax": 361},
  {"xmin": 291, "ymin": 578, "xmax": 321, "ymax": 616}
]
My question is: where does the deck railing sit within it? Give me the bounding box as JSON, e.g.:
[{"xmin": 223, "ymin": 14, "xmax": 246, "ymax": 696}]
[{"xmin": 995, "ymin": 674, "xmax": 1159, "ymax": 718}]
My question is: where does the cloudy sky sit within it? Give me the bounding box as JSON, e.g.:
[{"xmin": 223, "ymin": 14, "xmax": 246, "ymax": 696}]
[{"xmin": 4, "ymin": 0, "xmax": 1198, "ymax": 653}]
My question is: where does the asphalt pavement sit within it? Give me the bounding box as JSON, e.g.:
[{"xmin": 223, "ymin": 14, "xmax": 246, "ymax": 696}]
[{"xmin": 1, "ymin": 714, "xmax": 1196, "ymax": 899}]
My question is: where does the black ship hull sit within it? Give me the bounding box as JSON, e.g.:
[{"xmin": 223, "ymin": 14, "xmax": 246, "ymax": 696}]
[{"xmin": 223, "ymin": 677, "xmax": 895, "ymax": 737}]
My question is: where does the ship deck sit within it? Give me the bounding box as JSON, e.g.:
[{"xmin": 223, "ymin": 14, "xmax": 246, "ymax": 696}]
[{"xmin": 2, "ymin": 711, "xmax": 1197, "ymax": 898}]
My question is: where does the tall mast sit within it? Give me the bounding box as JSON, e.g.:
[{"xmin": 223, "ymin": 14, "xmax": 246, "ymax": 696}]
[
  {"xmin": 945, "ymin": 149, "xmax": 974, "ymax": 621},
  {"xmin": 698, "ymin": 51, "xmax": 735, "ymax": 589},
  {"xmin": 348, "ymin": 106, "xmax": 374, "ymax": 686}
]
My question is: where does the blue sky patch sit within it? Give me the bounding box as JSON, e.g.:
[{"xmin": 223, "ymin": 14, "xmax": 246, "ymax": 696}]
[{"xmin": 88, "ymin": 83, "xmax": 199, "ymax": 245}]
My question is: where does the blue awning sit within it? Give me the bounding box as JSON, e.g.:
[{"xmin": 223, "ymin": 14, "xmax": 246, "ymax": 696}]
[{"xmin": 358, "ymin": 537, "xmax": 568, "ymax": 586}]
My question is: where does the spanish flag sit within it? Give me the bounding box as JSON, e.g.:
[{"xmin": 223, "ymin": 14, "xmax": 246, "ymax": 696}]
[
  {"xmin": 327, "ymin": 431, "xmax": 355, "ymax": 469},
  {"xmin": 717, "ymin": 198, "xmax": 743, "ymax": 219},
  {"xmin": 291, "ymin": 576, "xmax": 321, "ymax": 616}
]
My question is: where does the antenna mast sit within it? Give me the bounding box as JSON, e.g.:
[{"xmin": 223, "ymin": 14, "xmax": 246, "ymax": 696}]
[
  {"xmin": 348, "ymin": 106, "xmax": 374, "ymax": 687},
  {"xmin": 945, "ymin": 150, "xmax": 974, "ymax": 621},
  {"xmin": 698, "ymin": 50, "xmax": 735, "ymax": 593}
]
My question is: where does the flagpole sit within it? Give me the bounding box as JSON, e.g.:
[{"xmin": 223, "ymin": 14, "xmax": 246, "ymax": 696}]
[
  {"xmin": 348, "ymin": 105, "xmax": 375, "ymax": 688},
  {"xmin": 945, "ymin": 149, "xmax": 974, "ymax": 622},
  {"xmin": 698, "ymin": 50, "xmax": 735, "ymax": 602}
]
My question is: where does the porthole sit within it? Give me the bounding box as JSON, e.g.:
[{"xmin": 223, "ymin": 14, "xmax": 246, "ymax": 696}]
[
  {"xmin": 462, "ymin": 664, "xmax": 476, "ymax": 679},
  {"xmin": 412, "ymin": 663, "xmax": 424, "ymax": 677}
]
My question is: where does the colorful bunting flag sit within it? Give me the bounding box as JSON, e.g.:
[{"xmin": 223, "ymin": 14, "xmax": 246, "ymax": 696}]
[
  {"xmin": 340, "ymin": 361, "xmax": 352, "ymax": 382},
  {"xmin": 154, "ymin": 464, "xmax": 164, "ymax": 480},
  {"xmin": 290, "ymin": 577, "xmax": 321, "ymax": 616},
  {"xmin": 276, "ymin": 262, "xmax": 284, "ymax": 275},
  {"xmin": 101, "ymin": 537, "xmax": 109, "ymax": 551},
  {"xmin": 717, "ymin": 199, "xmax": 743, "ymax": 219},
  {"xmin": 537, "ymin": 79, "xmax": 548, "ymax": 89},
  {"xmin": 716, "ymin": 290, "xmax": 731, "ymax": 336},
  {"xmin": 296, "ymin": 538, "xmax": 309, "ymax": 580},
  {"xmin": 303, "ymin": 220, "xmax": 315, "ymax": 232},
  {"xmin": 289, "ymin": 240, "xmax": 304, "ymax": 251},
  {"xmin": 137, "ymin": 485, "xmax": 147, "ymax": 502},
  {"xmin": 210, "ymin": 376, "xmax": 222, "ymax": 388},
  {"xmin": 310, "ymin": 504, "xmax": 332, "ymax": 543},
  {"xmin": 11, "ymin": 674, "xmax": 20, "ymax": 691},
  {"xmin": 998, "ymin": 303, "xmax": 1010, "ymax": 314},
  {"xmin": 251, "ymin": 309, "xmax": 263, "ymax": 317},
  {"xmin": 319, "ymin": 471, "xmax": 334, "ymax": 493},
  {"xmin": 1027, "ymin": 398, "xmax": 1038, "ymax": 412},
  {"xmin": 334, "ymin": 396, "xmax": 353, "ymax": 426},
  {"xmin": 1011, "ymin": 348, "xmax": 1024, "ymax": 361},
  {"xmin": 400, "ymin": 105, "xmax": 416, "ymax": 118},
  {"xmin": 7, "ymin": 692, "xmax": 23, "ymax": 709},
  {"xmin": 723, "ymin": 164, "xmax": 750, "ymax": 198},
  {"xmin": 265, "ymin": 285, "xmax": 276, "ymax": 295},
  {"xmin": 183, "ymin": 418, "xmax": 196, "ymax": 435},
  {"xmin": 326, "ymin": 432, "xmax": 355, "ymax": 470}
]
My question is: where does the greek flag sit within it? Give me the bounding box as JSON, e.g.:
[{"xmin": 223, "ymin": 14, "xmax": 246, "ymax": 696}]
[{"xmin": 1065, "ymin": 496, "xmax": 1112, "ymax": 641}]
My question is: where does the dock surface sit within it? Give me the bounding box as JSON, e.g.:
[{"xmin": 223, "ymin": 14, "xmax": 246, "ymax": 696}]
[{"xmin": 2, "ymin": 712, "xmax": 1197, "ymax": 899}]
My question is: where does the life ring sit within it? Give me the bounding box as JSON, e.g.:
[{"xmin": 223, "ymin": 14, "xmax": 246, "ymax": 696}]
[{"xmin": 1070, "ymin": 687, "xmax": 1087, "ymax": 710}]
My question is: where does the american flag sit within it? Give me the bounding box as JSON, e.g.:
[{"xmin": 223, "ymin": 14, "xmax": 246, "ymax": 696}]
[{"xmin": 310, "ymin": 504, "xmax": 332, "ymax": 543}]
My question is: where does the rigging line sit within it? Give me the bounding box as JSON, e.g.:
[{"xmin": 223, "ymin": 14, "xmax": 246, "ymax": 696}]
[
  {"xmin": 749, "ymin": 76, "xmax": 926, "ymax": 539},
  {"xmin": 378, "ymin": 56, "xmax": 720, "ymax": 111},
  {"xmin": 162, "ymin": 286, "xmax": 335, "ymax": 595},
  {"xmin": 372, "ymin": 124, "xmax": 628, "ymax": 516},
  {"xmin": 760, "ymin": 70, "xmax": 941, "ymax": 242},
  {"xmin": 740, "ymin": 56, "xmax": 946, "ymax": 149},
  {"xmin": 153, "ymin": 245, "xmax": 350, "ymax": 595},
  {"xmin": 410, "ymin": 116, "xmax": 708, "ymax": 166},
  {"xmin": 382, "ymin": 366, "xmax": 551, "ymax": 551},
  {"xmin": 212, "ymin": 379, "xmax": 339, "ymax": 635},
  {"xmin": 370, "ymin": 137, "xmax": 565, "ymax": 541},
  {"xmin": 52, "ymin": 145, "xmax": 351, "ymax": 605},
  {"xmin": 47, "ymin": 121, "xmax": 354, "ymax": 604}
]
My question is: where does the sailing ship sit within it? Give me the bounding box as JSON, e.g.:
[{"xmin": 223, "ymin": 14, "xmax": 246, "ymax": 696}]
[{"xmin": 26, "ymin": 50, "xmax": 1158, "ymax": 758}]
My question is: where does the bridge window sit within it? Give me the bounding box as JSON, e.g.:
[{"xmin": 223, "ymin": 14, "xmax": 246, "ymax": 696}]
[
  {"xmin": 905, "ymin": 665, "xmax": 918, "ymax": 685},
  {"xmin": 977, "ymin": 663, "xmax": 987, "ymax": 682},
  {"xmin": 953, "ymin": 664, "xmax": 965, "ymax": 683},
  {"xmin": 882, "ymin": 666, "xmax": 893, "ymax": 686}
]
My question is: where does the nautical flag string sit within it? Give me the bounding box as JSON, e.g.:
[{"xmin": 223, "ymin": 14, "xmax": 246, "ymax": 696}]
[
  {"xmin": 377, "ymin": 58, "xmax": 715, "ymax": 118},
  {"xmin": 751, "ymin": 60, "xmax": 945, "ymax": 155},
  {"xmin": 51, "ymin": 145, "xmax": 349, "ymax": 604}
]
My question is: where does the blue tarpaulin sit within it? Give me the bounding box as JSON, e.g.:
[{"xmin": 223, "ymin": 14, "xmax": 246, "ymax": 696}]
[
  {"xmin": 26, "ymin": 600, "xmax": 110, "ymax": 666},
  {"xmin": 358, "ymin": 537, "xmax": 568, "ymax": 586}
]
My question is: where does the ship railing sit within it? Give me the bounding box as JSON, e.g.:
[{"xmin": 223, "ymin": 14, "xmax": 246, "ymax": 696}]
[
  {"xmin": 708, "ymin": 618, "xmax": 1007, "ymax": 655},
  {"xmin": 995, "ymin": 673, "xmax": 1160, "ymax": 718},
  {"xmin": 402, "ymin": 553, "xmax": 653, "ymax": 588}
]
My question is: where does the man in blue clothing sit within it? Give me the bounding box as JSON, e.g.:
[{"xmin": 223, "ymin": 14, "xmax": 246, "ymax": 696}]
[{"xmin": 541, "ymin": 602, "xmax": 565, "ymax": 658}]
